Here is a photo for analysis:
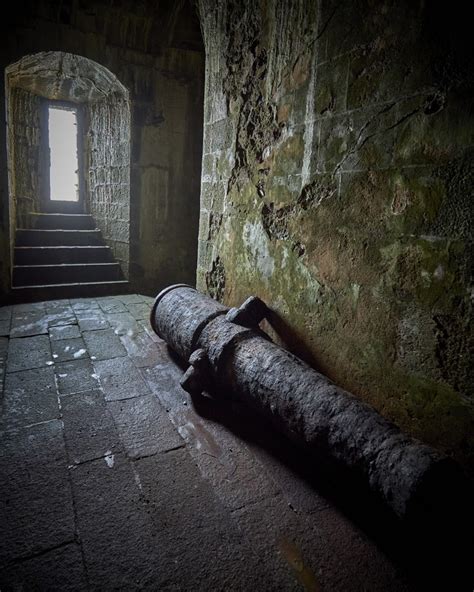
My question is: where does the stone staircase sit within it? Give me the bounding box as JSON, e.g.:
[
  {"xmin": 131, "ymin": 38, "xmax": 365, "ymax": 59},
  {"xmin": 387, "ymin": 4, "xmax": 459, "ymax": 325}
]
[{"xmin": 12, "ymin": 213, "xmax": 129, "ymax": 300}]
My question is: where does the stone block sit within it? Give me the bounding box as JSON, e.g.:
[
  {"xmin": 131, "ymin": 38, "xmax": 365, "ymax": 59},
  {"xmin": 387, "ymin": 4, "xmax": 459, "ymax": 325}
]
[
  {"xmin": 116, "ymin": 293, "xmax": 147, "ymax": 305},
  {"xmin": 51, "ymin": 337, "xmax": 88, "ymax": 363},
  {"xmin": 1, "ymin": 367, "xmax": 59, "ymax": 430},
  {"xmin": 94, "ymin": 357, "xmax": 150, "ymax": 401},
  {"xmin": 70, "ymin": 298, "xmax": 100, "ymax": 311},
  {"xmin": 125, "ymin": 302, "xmax": 151, "ymax": 320},
  {"xmin": 49, "ymin": 324, "xmax": 82, "ymax": 341},
  {"xmin": 133, "ymin": 448, "xmax": 271, "ymax": 591},
  {"xmin": 55, "ymin": 359, "xmax": 100, "ymax": 396},
  {"xmin": 61, "ymin": 389, "xmax": 122, "ymax": 464},
  {"xmin": 0, "ymin": 306, "xmax": 12, "ymax": 321},
  {"xmin": 120, "ymin": 331, "xmax": 164, "ymax": 367},
  {"xmin": 0, "ymin": 543, "xmax": 88, "ymax": 592},
  {"xmin": 76, "ymin": 311, "xmax": 110, "ymax": 332},
  {"xmin": 10, "ymin": 312, "xmax": 48, "ymax": 338},
  {"xmin": 82, "ymin": 329, "xmax": 127, "ymax": 361},
  {"xmin": 46, "ymin": 308, "xmax": 76, "ymax": 328},
  {"xmin": 107, "ymin": 394, "xmax": 183, "ymax": 459},
  {"xmin": 0, "ymin": 420, "xmax": 74, "ymax": 563},
  {"xmin": 70, "ymin": 454, "xmax": 161, "ymax": 590},
  {"xmin": 7, "ymin": 335, "xmax": 52, "ymax": 373},
  {"xmin": 97, "ymin": 297, "xmax": 127, "ymax": 314},
  {"xmin": 105, "ymin": 312, "xmax": 140, "ymax": 336},
  {"xmin": 0, "ymin": 320, "xmax": 10, "ymax": 337}
]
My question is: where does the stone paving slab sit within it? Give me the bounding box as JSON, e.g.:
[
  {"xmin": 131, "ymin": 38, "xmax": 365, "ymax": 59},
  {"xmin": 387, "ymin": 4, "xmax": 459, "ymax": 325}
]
[
  {"xmin": 116, "ymin": 293, "xmax": 149, "ymax": 305},
  {"xmin": 94, "ymin": 357, "xmax": 150, "ymax": 401},
  {"xmin": 9, "ymin": 311, "xmax": 48, "ymax": 337},
  {"xmin": 134, "ymin": 449, "xmax": 277, "ymax": 592},
  {"xmin": 0, "ymin": 295, "xmax": 423, "ymax": 591},
  {"xmin": 1, "ymin": 367, "xmax": 59, "ymax": 430},
  {"xmin": 70, "ymin": 453, "xmax": 162, "ymax": 591},
  {"xmin": 230, "ymin": 494, "xmax": 305, "ymax": 591},
  {"xmin": 0, "ymin": 305, "xmax": 12, "ymax": 321},
  {"xmin": 76, "ymin": 312, "xmax": 109, "ymax": 332},
  {"xmin": 142, "ymin": 358, "xmax": 281, "ymax": 510},
  {"xmin": 0, "ymin": 319, "xmax": 10, "ymax": 336},
  {"xmin": 300, "ymin": 505, "xmax": 411, "ymax": 592},
  {"xmin": 52, "ymin": 337, "xmax": 88, "ymax": 363},
  {"xmin": 49, "ymin": 324, "xmax": 82, "ymax": 341},
  {"xmin": 70, "ymin": 298, "xmax": 100, "ymax": 311},
  {"xmin": 55, "ymin": 359, "xmax": 100, "ymax": 395},
  {"xmin": 125, "ymin": 302, "xmax": 151, "ymax": 320},
  {"xmin": 138, "ymin": 318, "xmax": 162, "ymax": 343},
  {"xmin": 82, "ymin": 328, "xmax": 127, "ymax": 360},
  {"xmin": 45, "ymin": 308, "xmax": 76, "ymax": 327},
  {"xmin": 97, "ymin": 297, "xmax": 128, "ymax": 314},
  {"xmin": 0, "ymin": 420, "xmax": 75, "ymax": 564},
  {"xmin": 120, "ymin": 330, "xmax": 164, "ymax": 367},
  {"xmin": 44, "ymin": 299, "xmax": 71, "ymax": 311},
  {"xmin": 12, "ymin": 302, "xmax": 46, "ymax": 314},
  {"xmin": 0, "ymin": 543, "xmax": 88, "ymax": 592},
  {"xmin": 245, "ymin": 429, "xmax": 330, "ymax": 514},
  {"xmin": 107, "ymin": 394, "xmax": 183, "ymax": 459},
  {"xmin": 134, "ymin": 447, "xmax": 232, "ymax": 532},
  {"xmin": 7, "ymin": 335, "xmax": 52, "ymax": 372},
  {"xmin": 61, "ymin": 389, "xmax": 122, "ymax": 464},
  {"xmin": 0, "ymin": 337, "xmax": 8, "ymax": 393},
  {"xmin": 105, "ymin": 311, "xmax": 140, "ymax": 336}
]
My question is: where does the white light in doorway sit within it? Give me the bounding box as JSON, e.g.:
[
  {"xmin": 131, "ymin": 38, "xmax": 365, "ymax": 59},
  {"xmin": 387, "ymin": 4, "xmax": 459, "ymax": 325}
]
[{"xmin": 48, "ymin": 106, "xmax": 79, "ymax": 201}]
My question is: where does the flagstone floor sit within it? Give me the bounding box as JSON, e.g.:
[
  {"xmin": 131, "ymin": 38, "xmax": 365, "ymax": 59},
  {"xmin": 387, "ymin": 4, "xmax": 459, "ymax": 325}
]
[{"xmin": 0, "ymin": 295, "xmax": 422, "ymax": 591}]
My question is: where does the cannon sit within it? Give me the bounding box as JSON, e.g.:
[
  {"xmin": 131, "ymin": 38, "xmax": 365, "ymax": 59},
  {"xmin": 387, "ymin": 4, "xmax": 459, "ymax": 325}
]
[{"xmin": 150, "ymin": 284, "xmax": 466, "ymax": 524}]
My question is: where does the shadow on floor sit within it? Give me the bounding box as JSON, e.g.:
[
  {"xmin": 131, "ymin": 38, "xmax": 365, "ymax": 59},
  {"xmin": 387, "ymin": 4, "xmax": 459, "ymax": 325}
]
[{"xmin": 166, "ymin": 346, "xmax": 474, "ymax": 591}]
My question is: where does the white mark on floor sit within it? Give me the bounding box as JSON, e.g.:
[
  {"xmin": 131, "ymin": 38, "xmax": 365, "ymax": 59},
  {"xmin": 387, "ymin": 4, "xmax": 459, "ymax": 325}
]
[
  {"xmin": 73, "ymin": 349, "xmax": 86, "ymax": 358},
  {"xmin": 104, "ymin": 452, "xmax": 114, "ymax": 468},
  {"xmin": 133, "ymin": 469, "xmax": 143, "ymax": 491}
]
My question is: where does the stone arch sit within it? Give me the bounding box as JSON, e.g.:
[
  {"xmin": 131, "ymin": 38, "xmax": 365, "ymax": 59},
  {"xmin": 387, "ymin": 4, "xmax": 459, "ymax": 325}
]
[{"xmin": 5, "ymin": 51, "xmax": 131, "ymax": 277}]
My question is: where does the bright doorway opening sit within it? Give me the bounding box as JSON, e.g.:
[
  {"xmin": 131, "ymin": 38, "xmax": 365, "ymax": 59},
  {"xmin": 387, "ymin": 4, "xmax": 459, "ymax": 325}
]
[{"xmin": 48, "ymin": 105, "xmax": 79, "ymax": 202}]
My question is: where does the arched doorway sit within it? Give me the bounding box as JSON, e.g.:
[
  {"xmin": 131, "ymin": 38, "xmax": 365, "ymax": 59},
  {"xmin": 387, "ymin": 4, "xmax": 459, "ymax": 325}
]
[{"xmin": 5, "ymin": 52, "xmax": 131, "ymax": 293}]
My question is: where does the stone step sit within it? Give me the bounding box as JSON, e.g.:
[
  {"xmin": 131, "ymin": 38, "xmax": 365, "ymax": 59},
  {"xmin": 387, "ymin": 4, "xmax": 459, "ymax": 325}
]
[
  {"xmin": 14, "ymin": 246, "xmax": 114, "ymax": 265},
  {"xmin": 30, "ymin": 213, "xmax": 96, "ymax": 230},
  {"xmin": 16, "ymin": 229, "xmax": 103, "ymax": 246},
  {"xmin": 12, "ymin": 263, "xmax": 122, "ymax": 286},
  {"xmin": 10, "ymin": 280, "xmax": 130, "ymax": 302}
]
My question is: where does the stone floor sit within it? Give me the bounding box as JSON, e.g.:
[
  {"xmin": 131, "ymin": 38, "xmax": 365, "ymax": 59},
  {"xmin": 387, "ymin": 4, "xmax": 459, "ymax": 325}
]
[{"xmin": 0, "ymin": 295, "xmax": 465, "ymax": 591}]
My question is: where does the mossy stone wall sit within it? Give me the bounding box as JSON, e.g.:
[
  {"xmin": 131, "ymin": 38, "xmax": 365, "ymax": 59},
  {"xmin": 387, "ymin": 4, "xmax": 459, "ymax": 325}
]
[{"xmin": 197, "ymin": 0, "xmax": 474, "ymax": 472}]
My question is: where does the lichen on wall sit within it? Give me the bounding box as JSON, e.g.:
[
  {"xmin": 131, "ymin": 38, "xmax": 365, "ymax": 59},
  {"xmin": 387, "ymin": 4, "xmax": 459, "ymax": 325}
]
[{"xmin": 197, "ymin": 0, "xmax": 474, "ymax": 473}]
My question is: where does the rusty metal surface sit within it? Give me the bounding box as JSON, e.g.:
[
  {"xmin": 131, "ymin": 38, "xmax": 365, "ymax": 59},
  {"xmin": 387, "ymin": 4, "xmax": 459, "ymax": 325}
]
[
  {"xmin": 150, "ymin": 284, "xmax": 227, "ymax": 360},
  {"xmin": 150, "ymin": 285, "xmax": 464, "ymax": 522}
]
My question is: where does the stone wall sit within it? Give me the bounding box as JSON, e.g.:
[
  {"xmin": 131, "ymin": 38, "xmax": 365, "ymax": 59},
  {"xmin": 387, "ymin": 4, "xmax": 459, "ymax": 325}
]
[
  {"xmin": 197, "ymin": 0, "xmax": 474, "ymax": 472},
  {"xmin": 88, "ymin": 98, "xmax": 131, "ymax": 277},
  {"xmin": 0, "ymin": 0, "xmax": 204, "ymax": 296},
  {"xmin": 7, "ymin": 88, "xmax": 42, "ymax": 228}
]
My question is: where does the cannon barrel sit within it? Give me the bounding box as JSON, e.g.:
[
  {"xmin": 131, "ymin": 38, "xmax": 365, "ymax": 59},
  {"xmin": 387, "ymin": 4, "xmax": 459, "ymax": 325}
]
[{"xmin": 150, "ymin": 284, "xmax": 464, "ymax": 522}]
